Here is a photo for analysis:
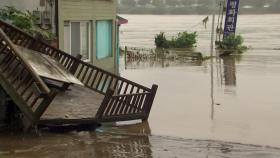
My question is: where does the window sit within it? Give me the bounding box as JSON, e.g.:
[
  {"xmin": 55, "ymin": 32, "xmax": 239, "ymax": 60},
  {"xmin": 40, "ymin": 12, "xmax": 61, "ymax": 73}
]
[
  {"xmin": 64, "ymin": 21, "xmax": 91, "ymax": 61},
  {"xmin": 96, "ymin": 20, "xmax": 112, "ymax": 60},
  {"xmin": 80, "ymin": 22, "xmax": 90, "ymax": 60}
]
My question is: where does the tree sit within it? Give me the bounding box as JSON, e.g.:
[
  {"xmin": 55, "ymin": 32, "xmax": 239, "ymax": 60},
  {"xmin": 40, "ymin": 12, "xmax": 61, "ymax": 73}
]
[
  {"xmin": 137, "ymin": 0, "xmax": 152, "ymax": 6},
  {"xmin": 165, "ymin": 0, "xmax": 180, "ymax": 7},
  {"xmin": 181, "ymin": 0, "xmax": 206, "ymax": 7},
  {"xmin": 151, "ymin": 0, "xmax": 165, "ymax": 7},
  {"xmin": 120, "ymin": 0, "xmax": 137, "ymax": 7}
]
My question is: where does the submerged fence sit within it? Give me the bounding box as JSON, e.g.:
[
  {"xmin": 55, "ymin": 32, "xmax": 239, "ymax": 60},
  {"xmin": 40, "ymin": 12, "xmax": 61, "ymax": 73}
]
[{"xmin": 121, "ymin": 46, "xmax": 203, "ymax": 61}]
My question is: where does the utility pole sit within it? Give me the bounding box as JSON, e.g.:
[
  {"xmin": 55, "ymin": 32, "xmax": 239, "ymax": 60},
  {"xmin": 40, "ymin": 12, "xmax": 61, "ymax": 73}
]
[
  {"xmin": 210, "ymin": 0, "xmax": 216, "ymax": 121},
  {"xmin": 210, "ymin": 0, "xmax": 216, "ymax": 57}
]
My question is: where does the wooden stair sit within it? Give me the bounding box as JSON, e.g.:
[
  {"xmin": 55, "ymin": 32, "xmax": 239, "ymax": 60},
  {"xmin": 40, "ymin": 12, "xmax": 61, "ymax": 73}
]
[
  {"xmin": 0, "ymin": 29, "xmax": 57, "ymax": 130},
  {"xmin": 0, "ymin": 20, "xmax": 158, "ymax": 131}
]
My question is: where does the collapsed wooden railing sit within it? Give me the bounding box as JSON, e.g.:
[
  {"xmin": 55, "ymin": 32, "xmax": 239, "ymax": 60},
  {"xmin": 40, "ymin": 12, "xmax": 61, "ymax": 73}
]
[
  {"xmin": 0, "ymin": 29, "xmax": 57, "ymax": 129},
  {"xmin": 96, "ymin": 85, "xmax": 157, "ymax": 122},
  {"xmin": 0, "ymin": 20, "xmax": 158, "ymax": 122}
]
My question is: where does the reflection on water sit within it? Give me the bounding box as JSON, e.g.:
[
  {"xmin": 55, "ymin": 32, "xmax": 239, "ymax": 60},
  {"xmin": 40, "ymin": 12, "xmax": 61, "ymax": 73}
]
[
  {"xmin": 121, "ymin": 47, "xmax": 280, "ymax": 147},
  {"xmin": 221, "ymin": 56, "xmax": 237, "ymax": 86},
  {"xmin": 125, "ymin": 54, "xmax": 237, "ymax": 88},
  {"xmin": 0, "ymin": 123, "xmax": 152, "ymax": 158},
  {"xmin": 1, "ymin": 122, "xmax": 280, "ymax": 158},
  {"xmin": 93, "ymin": 122, "xmax": 152, "ymax": 157},
  {"xmin": 212, "ymin": 56, "xmax": 236, "ymax": 121},
  {"xmin": 125, "ymin": 54, "xmax": 238, "ymax": 123}
]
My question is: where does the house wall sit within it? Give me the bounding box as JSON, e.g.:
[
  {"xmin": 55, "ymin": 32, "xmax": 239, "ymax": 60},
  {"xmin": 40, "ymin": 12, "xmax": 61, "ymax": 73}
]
[{"xmin": 58, "ymin": 0, "xmax": 118, "ymax": 74}]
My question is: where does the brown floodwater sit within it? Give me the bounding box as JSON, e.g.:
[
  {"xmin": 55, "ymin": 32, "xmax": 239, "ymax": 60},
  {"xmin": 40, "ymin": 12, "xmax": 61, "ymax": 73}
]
[
  {"xmin": 1, "ymin": 122, "xmax": 280, "ymax": 158},
  {"xmin": 120, "ymin": 14, "xmax": 280, "ymax": 148},
  {"xmin": 1, "ymin": 14, "xmax": 280, "ymax": 157}
]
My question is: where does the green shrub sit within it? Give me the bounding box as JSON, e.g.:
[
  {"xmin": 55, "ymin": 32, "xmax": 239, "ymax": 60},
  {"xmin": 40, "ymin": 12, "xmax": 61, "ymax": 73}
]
[
  {"xmin": 0, "ymin": 6, "xmax": 34, "ymax": 30},
  {"xmin": 0, "ymin": 6, "xmax": 55, "ymax": 40},
  {"xmin": 155, "ymin": 31, "xmax": 197, "ymax": 48},
  {"xmin": 220, "ymin": 34, "xmax": 244, "ymax": 50},
  {"xmin": 155, "ymin": 32, "xmax": 169, "ymax": 48}
]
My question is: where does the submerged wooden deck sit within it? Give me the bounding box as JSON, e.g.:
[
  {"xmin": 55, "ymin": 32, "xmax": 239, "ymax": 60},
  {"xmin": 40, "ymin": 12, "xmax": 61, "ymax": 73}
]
[
  {"xmin": 42, "ymin": 85, "xmax": 103, "ymax": 120},
  {"xmin": 0, "ymin": 19, "xmax": 158, "ymax": 131}
]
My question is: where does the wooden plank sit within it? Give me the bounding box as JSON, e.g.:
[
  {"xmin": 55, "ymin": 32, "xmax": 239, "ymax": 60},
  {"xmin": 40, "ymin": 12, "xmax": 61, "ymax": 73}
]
[
  {"xmin": 38, "ymin": 123, "xmax": 99, "ymax": 133},
  {"xmin": 15, "ymin": 46, "xmax": 83, "ymax": 86},
  {"xmin": 0, "ymin": 28, "xmax": 50, "ymax": 94},
  {"xmin": 34, "ymin": 90, "xmax": 57, "ymax": 123},
  {"xmin": 0, "ymin": 70, "xmax": 35, "ymax": 128},
  {"xmin": 39, "ymin": 118, "xmax": 98, "ymax": 125},
  {"xmin": 96, "ymin": 89, "xmax": 114, "ymax": 119},
  {"xmin": 95, "ymin": 113, "xmax": 148, "ymax": 123},
  {"xmin": 142, "ymin": 85, "xmax": 158, "ymax": 120},
  {"xmin": 42, "ymin": 85, "xmax": 104, "ymax": 120}
]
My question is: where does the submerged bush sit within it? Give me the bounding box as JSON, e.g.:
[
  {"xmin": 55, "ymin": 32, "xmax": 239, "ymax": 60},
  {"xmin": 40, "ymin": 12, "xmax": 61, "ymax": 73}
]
[
  {"xmin": 155, "ymin": 31, "xmax": 197, "ymax": 48},
  {"xmin": 155, "ymin": 32, "xmax": 169, "ymax": 48},
  {"xmin": 219, "ymin": 34, "xmax": 247, "ymax": 51}
]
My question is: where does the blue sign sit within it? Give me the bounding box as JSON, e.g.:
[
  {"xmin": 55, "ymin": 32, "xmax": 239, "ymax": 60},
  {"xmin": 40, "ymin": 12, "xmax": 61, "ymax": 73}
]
[{"xmin": 223, "ymin": 0, "xmax": 240, "ymax": 37}]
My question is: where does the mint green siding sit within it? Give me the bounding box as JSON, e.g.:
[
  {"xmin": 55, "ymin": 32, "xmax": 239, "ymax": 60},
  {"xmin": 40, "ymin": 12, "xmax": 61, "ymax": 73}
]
[
  {"xmin": 96, "ymin": 20, "xmax": 113, "ymax": 59},
  {"xmin": 58, "ymin": 0, "xmax": 117, "ymax": 74}
]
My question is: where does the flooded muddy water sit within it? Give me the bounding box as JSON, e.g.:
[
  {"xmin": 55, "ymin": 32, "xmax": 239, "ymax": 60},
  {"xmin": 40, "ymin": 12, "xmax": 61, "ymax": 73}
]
[
  {"xmin": 1, "ymin": 123, "xmax": 280, "ymax": 158},
  {"xmin": 119, "ymin": 14, "xmax": 280, "ymax": 148},
  {"xmin": 1, "ymin": 14, "xmax": 280, "ymax": 157}
]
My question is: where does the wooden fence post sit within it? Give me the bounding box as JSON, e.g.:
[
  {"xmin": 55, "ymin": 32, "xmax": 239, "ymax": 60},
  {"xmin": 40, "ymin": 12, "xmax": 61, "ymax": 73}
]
[
  {"xmin": 95, "ymin": 89, "xmax": 114, "ymax": 119},
  {"xmin": 34, "ymin": 90, "xmax": 58, "ymax": 124},
  {"xmin": 143, "ymin": 84, "xmax": 158, "ymax": 121},
  {"xmin": 125, "ymin": 46, "xmax": 127, "ymax": 69},
  {"xmin": 69, "ymin": 54, "xmax": 82, "ymax": 74},
  {"xmin": 28, "ymin": 34, "xmax": 42, "ymax": 50},
  {"xmin": 61, "ymin": 54, "xmax": 82, "ymax": 90}
]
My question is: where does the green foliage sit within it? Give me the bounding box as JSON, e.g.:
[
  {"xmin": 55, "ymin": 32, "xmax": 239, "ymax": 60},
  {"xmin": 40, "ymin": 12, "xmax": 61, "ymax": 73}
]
[
  {"xmin": 219, "ymin": 34, "xmax": 247, "ymax": 52},
  {"xmin": 155, "ymin": 32, "xmax": 168, "ymax": 48},
  {"xmin": 155, "ymin": 31, "xmax": 197, "ymax": 48},
  {"xmin": 137, "ymin": 0, "xmax": 151, "ymax": 6},
  {"xmin": 0, "ymin": 6, "xmax": 33, "ymax": 30},
  {"xmin": 120, "ymin": 0, "xmax": 136, "ymax": 7},
  {"xmin": 0, "ymin": 6, "xmax": 55, "ymax": 40},
  {"xmin": 221, "ymin": 34, "xmax": 243, "ymax": 49},
  {"xmin": 166, "ymin": 0, "xmax": 181, "ymax": 7},
  {"xmin": 151, "ymin": 0, "xmax": 165, "ymax": 7}
]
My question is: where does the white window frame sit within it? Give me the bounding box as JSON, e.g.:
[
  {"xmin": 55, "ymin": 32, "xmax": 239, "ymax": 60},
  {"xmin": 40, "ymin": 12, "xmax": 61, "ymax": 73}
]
[{"xmin": 64, "ymin": 20, "xmax": 91, "ymax": 62}]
